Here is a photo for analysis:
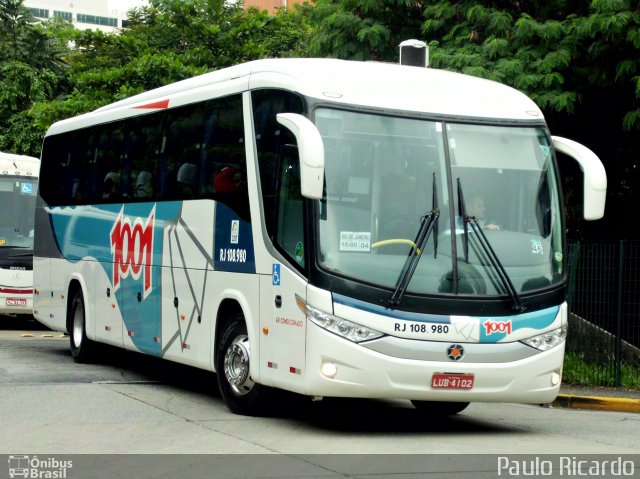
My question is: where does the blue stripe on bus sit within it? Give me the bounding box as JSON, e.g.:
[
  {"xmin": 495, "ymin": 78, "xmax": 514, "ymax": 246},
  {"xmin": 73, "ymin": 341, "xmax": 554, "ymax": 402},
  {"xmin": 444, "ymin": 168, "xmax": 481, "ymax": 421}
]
[{"xmin": 332, "ymin": 293, "xmax": 452, "ymax": 324}]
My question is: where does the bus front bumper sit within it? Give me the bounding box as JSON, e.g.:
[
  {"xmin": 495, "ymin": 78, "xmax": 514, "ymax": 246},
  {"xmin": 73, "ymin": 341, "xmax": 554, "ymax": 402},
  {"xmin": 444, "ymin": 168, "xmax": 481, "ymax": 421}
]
[{"xmin": 304, "ymin": 323, "xmax": 564, "ymax": 404}]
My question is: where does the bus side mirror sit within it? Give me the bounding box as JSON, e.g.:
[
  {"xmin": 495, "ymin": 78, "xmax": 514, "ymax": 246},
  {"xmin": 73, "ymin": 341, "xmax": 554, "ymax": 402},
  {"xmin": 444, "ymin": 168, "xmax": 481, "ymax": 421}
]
[
  {"xmin": 551, "ymin": 136, "xmax": 607, "ymax": 221},
  {"xmin": 276, "ymin": 113, "xmax": 325, "ymax": 200}
]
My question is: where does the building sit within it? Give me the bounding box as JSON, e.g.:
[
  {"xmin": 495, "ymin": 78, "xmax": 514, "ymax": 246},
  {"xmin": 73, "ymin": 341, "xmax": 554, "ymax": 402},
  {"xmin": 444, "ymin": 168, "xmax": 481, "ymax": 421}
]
[
  {"xmin": 243, "ymin": 0, "xmax": 305, "ymax": 14},
  {"xmin": 23, "ymin": 0, "xmax": 148, "ymax": 32}
]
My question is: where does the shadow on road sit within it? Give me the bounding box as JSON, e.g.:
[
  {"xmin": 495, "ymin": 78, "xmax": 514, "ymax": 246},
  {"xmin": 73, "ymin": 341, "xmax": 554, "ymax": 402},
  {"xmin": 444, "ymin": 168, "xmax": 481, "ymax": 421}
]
[{"xmin": 0, "ymin": 314, "xmax": 49, "ymax": 331}]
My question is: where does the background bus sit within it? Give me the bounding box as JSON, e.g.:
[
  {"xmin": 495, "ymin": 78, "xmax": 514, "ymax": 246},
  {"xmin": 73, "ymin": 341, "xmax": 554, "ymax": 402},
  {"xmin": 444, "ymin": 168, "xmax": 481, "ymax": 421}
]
[
  {"xmin": 0, "ymin": 152, "xmax": 39, "ymax": 318},
  {"xmin": 33, "ymin": 58, "xmax": 606, "ymax": 416}
]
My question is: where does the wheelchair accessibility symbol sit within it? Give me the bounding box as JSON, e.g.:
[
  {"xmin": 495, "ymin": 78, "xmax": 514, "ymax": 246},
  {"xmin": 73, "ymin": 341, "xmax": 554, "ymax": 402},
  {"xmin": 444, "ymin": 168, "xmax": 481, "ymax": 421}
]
[{"xmin": 272, "ymin": 264, "xmax": 280, "ymax": 286}]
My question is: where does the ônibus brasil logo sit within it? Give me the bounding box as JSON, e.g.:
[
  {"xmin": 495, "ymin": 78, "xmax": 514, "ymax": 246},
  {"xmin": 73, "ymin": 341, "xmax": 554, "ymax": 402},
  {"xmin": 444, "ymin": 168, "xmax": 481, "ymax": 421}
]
[{"xmin": 110, "ymin": 205, "xmax": 155, "ymax": 298}]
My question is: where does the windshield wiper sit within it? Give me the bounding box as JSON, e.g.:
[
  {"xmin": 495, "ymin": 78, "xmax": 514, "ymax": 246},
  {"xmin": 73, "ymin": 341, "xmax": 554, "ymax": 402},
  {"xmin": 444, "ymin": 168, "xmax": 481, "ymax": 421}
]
[
  {"xmin": 388, "ymin": 173, "xmax": 439, "ymax": 306},
  {"xmin": 456, "ymin": 179, "xmax": 525, "ymax": 312}
]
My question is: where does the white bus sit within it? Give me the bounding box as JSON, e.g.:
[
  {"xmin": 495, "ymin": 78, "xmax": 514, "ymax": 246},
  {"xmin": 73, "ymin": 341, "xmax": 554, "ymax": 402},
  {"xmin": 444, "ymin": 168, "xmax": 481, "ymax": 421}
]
[
  {"xmin": 0, "ymin": 152, "xmax": 39, "ymax": 317},
  {"xmin": 34, "ymin": 58, "xmax": 606, "ymax": 415}
]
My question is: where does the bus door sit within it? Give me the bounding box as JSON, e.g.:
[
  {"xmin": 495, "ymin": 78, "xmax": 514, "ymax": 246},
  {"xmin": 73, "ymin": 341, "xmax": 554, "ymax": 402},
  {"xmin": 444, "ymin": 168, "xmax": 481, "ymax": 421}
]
[{"xmin": 259, "ymin": 146, "xmax": 308, "ymax": 394}]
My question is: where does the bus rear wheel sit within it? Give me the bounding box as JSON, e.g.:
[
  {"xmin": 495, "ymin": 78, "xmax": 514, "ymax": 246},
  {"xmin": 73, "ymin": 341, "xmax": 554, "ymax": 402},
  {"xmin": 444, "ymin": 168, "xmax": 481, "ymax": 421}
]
[
  {"xmin": 69, "ymin": 289, "xmax": 95, "ymax": 363},
  {"xmin": 216, "ymin": 313, "xmax": 271, "ymax": 416},
  {"xmin": 410, "ymin": 400, "xmax": 470, "ymax": 415}
]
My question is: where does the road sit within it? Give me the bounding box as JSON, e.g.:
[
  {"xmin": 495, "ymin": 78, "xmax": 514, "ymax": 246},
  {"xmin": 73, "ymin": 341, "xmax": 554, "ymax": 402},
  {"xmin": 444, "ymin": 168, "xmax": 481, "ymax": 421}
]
[{"xmin": 1, "ymin": 315, "xmax": 639, "ymax": 477}]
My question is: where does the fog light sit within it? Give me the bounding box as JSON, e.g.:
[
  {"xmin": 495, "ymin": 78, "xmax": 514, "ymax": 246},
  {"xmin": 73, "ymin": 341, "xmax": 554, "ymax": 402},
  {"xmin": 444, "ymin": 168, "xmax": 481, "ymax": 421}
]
[
  {"xmin": 321, "ymin": 362, "xmax": 338, "ymax": 378},
  {"xmin": 551, "ymin": 372, "xmax": 561, "ymax": 386}
]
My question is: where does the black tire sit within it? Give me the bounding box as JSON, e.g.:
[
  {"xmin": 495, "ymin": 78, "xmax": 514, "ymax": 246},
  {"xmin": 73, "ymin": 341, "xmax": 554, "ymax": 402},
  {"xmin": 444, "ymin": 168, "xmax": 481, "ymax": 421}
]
[
  {"xmin": 410, "ymin": 400, "xmax": 470, "ymax": 415},
  {"xmin": 216, "ymin": 313, "xmax": 271, "ymax": 416},
  {"xmin": 69, "ymin": 289, "xmax": 94, "ymax": 363}
]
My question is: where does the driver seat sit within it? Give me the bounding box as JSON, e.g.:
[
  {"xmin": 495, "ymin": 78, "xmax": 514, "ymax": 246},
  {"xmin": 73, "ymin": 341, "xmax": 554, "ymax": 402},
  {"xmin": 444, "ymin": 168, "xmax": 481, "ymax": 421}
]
[{"xmin": 378, "ymin": 174, "xmax": 417, "ymax": 254}]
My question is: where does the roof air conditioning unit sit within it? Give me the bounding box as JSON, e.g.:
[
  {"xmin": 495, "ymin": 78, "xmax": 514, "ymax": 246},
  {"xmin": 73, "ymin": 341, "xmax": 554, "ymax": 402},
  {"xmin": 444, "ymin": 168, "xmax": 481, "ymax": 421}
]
[{"xmin": 399, "ymin": 39, "xmax": 429, "ymax": 68}]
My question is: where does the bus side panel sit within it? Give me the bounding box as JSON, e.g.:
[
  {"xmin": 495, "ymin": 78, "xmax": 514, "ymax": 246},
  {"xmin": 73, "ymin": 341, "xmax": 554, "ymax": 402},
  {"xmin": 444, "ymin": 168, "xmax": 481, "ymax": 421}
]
[
  {"xmin": 48, "ymin": 257, "xmax": 69, "ymax": 331},
  {"xmin": 159, "ymin": 201, "xmax": 216, "ymax": 368},
  {"xmin": 32, "ymin": 256, "xmax": 50, "ymax": 324},
  {"xmin": 94, "ymin": 257, "xmax": 124, "ymax": 348},
  {"xmin": 33, "ymin": 201, "xmax": 64, "ymax": 331}
]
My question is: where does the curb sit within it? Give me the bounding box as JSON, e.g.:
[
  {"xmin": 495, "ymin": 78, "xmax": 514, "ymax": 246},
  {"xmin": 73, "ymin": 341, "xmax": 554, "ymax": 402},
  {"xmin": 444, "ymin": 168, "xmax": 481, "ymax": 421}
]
[{"xmin": 553, "ymin": 394, "xmax": 640, "ymax": 414}]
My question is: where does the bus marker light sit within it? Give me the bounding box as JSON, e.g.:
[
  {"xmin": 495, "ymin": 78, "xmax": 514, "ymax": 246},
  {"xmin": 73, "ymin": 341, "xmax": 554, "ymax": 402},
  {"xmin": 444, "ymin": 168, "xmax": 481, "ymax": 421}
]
[
  {"xmin": 104, "ymin": 326, "xmax": 110, "ymax": 331},
  {"xmin": 321, "ymin": 362, "xmax": 337, "ymax": 378},
  {"xmin": 111, "ymin": 303, "xmax": 116, "ymax": 309},
  {"xmin": 181, "ymin": 342, "xmax": 190, "ymax": 350},
  {"xmin": 262, "ymin": 327, "xmax": 269, "ymax": 334},
  {"xmin": 153, "ymin": 336, "xmax": 159, "ymax": 343},
  {"xmin": 128, "ymin": 331, "xmax": 134, "ymax": 337},
  {"xmin": 268, "ymin": 361, "xmax": 277, "ymax": 369},
  {"xmin": 180, "ymin": 314, "xmax": 185, "ymax": 320},
  {"xmin": 290, "ymin": 367, "xmax": 301, "ymax": 375}
]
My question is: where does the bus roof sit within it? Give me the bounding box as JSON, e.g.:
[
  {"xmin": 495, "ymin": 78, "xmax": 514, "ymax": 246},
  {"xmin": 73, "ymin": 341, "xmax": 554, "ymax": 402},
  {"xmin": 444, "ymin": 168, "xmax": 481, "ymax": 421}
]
[{"xmin": 47, "ymin": 58, "xmax": 545, "ymax": 136}]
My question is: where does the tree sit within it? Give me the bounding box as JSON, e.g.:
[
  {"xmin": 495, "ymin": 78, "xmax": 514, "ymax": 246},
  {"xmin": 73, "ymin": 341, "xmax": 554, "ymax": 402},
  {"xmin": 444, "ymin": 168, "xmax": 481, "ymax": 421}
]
[
  {"xmin": 0, "ymin": 0, "xmax": 69, "ymax": 154},
  {"xmin": 304, "ymin": 0, "xmax": 423, "ymax": 61}
]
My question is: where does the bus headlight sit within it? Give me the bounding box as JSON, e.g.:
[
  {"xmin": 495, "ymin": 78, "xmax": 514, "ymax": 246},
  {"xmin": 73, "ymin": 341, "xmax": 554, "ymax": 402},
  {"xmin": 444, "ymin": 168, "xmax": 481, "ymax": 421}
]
[
  {"xmin": 303, "ymin": 303, "xmax": 384, "ymax": 343},
  {"xmin": 520, "ymin": 326, "xmax": 567, "ymax": 351}
]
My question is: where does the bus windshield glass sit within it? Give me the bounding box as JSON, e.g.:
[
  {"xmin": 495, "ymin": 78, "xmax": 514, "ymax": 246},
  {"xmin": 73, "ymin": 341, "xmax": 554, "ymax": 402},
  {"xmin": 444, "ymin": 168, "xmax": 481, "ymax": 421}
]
[
  {"xmin": 315, "ymin": 108, "xmax": 564, "ymax": 297},
  {"xmin": 0, "ymin": 177, "xmax": 37, "ymax": 250}
]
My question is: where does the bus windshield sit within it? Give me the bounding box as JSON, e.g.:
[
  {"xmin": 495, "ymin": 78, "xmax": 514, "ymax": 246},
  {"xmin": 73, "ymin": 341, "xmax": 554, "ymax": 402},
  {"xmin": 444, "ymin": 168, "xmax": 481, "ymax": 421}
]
[
  {"xmin": 0, "ymin": 176, "xmax": 37, "ymax": 251},
  {"xmin": 315, "ymin": 108, "xmax": 564, "ymax": 298}
]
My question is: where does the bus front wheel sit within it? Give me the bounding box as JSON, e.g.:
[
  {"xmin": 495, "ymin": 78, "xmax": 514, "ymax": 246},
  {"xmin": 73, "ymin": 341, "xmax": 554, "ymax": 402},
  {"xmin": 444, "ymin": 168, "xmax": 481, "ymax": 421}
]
[
  {"xmin": 410, "ymin": 400, "xmax": 470, "ymax": 415},
  {"xmin": 69, "ymin": 289, "xmax": 95, "ymax": 363},
  {"xmin": 216, "ymin": 313, "xmax": 271, "ymax": 416}
]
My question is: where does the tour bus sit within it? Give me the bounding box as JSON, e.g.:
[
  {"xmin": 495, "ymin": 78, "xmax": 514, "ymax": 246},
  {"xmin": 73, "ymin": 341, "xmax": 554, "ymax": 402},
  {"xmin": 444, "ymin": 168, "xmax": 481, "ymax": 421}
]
[
  {"xmin": 0, "ymin": 152, "xmax": 39, "ymax": 318},
  {"xmin": 33, "ymin": 57, "xmax": 606, "ymax": 415}
]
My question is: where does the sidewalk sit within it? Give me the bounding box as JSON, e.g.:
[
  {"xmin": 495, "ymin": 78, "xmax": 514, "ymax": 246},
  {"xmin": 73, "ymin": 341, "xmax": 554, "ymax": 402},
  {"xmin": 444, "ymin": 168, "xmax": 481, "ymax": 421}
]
[{"xmin": 553, "ymin": 384, "xmax": 640, "ymax": 413}]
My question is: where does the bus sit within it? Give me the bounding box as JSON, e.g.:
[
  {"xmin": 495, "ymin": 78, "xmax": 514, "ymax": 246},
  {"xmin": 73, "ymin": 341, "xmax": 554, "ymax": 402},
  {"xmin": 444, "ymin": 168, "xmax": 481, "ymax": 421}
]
[
  {"xmin": 33, "ymin": 58, "xmax": 607, "ymax": 416},
  {"xmin": 0, "ymin": 152, "xmax": 39, "ymax": 318}
]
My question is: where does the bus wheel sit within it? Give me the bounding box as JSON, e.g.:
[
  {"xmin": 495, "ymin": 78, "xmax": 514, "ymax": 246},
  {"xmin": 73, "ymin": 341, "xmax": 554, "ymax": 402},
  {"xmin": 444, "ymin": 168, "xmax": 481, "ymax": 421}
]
[
  {"xmin": 410, "ymin": 400, "xmax": 470, "ymax": 415},
  {"xmin": 216, "ymin": 313, "xmax": 270, "ymax": 416},
  {"xmin": 69, "ymin": 289, "xmax": 94, "ymax": 363}
]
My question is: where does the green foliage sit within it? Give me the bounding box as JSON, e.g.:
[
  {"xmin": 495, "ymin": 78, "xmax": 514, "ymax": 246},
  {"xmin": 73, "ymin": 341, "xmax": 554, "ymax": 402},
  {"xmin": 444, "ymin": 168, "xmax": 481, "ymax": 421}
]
[
  {"xmin": 563, "ymin": 352, "xmax": 640, "ymax": 390},
  {"xmin": 306, "ymin": 0, "xmax": 423, "ymax": 61},
  {"xmin": 0, "ymin": 0, "xmax": 311, "ymax": 156},
  {"xmin": 0, "ymin": 0, "xmax": 71, "ymax": 155}
]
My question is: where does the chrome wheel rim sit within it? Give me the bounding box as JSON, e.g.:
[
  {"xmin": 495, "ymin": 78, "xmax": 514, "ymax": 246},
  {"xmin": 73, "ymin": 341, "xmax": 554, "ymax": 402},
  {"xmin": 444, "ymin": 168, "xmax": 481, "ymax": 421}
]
[
  {"xmin": 72, "ymin": 301, "xmax": 84, "ymax": 348},
  {"xmin": 223, "ymin": 334, "xmax": 254, "ymax": 396}
]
